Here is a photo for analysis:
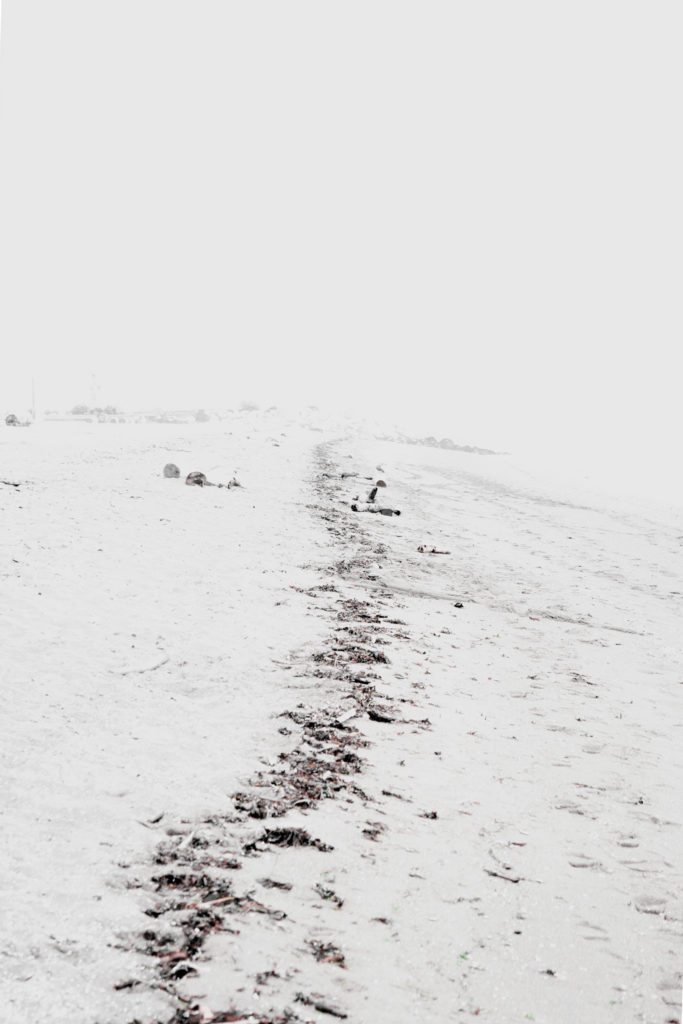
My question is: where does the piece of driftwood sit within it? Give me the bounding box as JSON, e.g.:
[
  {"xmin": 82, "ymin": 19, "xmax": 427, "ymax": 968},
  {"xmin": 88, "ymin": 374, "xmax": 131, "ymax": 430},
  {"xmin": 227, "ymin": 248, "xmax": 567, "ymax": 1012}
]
[
  {"xmin": 351, "ymin": 503, "xmax": 401, "ymax": 516},
  {"xmin": 185, "ymin": 471, "xmax": 242, "ymax": 488}
]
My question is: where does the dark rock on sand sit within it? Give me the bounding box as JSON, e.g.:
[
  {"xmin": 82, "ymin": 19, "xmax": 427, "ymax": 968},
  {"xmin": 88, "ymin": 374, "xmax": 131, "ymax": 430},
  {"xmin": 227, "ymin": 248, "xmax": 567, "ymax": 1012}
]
[{"xmin": 186, "ymin": 471, "xmax": 209, "ymax": 486}]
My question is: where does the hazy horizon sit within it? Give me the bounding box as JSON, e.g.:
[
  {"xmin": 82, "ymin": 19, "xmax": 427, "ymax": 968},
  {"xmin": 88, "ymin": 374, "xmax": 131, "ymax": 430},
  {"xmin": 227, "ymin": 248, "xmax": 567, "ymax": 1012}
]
[{"xmin": 1, "ymin": 2, "xmax": 680, "ymax": 477}]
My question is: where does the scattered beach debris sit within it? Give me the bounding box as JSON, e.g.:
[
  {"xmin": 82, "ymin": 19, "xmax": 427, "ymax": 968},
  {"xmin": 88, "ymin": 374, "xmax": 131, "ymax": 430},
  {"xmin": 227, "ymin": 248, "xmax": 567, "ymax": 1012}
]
[
  {"xmin": 245, "ymin": 828, "xmax": 334, "ymax": 853},
  {"xmin": 118, "ymin": 655, "xmax": 169, "ymax": 677},
  {"xmin": 381, "ymin": 789, "xmax": 411, "ymax": 802},
  {"xmin": 362, "ymin": 821, "xmax": 387, "ymax": 842},
  {"xmin": 417, "ymin": 545, "xmax": 451, "ymax": 554},
  {"xmin": 314, "ymin": 882, "xmax": 344, "ymax": 908},
  {"xmin": 484, "ymin": 869, "xmax": 521, "ymax": 883},
  {"xmin": 163, "ymin": 463, "xmax": 181, "ymax": 478},
  {"xmin": 367, "ymin": 707, "xmax": 398, "ymax": 723},
  {"xmin": 351, "ymin": 503, "xmax": 401, "ymax": 516},
  {"xmin": 258, "ymin": 877, "xmax": 293, "ymax": 891},
  {"xmin": 306, "ymin": 938, "xmax": 346, "ymax": 967},
  {"xmin": 119, "ymin": 443, "xmax": 418, "ymax": 1019},
  {"xmin": 1, "ymin": 479, "xmax": 21, "ymax": 488},
  {"xmin": 185, "ymin": 471, "xmax": 243, "ymax": 489},
  {"xmin": 254, "ymin": 968, "xmax": 282, "ymax": 987},
  {"xmin": 136, "ymin": 811, "xmax": 166, "ymax": 829},
  {"xmin": 18, "ymin": 430, "xmax": 674, "ymax": 1023},
  {"xmin": 294, "ymin": 992, "xmax": 348, "ymax": 1018},
  {"xmin": 113, "ymin": 978, "xmax": 141, "ymax": 991}
]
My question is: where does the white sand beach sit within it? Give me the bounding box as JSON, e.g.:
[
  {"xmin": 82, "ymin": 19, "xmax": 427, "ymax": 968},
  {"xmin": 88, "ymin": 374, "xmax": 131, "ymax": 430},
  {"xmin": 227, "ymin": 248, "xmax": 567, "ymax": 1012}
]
[{"xmin": 1, "ymin": 412, "xmax": 681, "ymax": 1024}]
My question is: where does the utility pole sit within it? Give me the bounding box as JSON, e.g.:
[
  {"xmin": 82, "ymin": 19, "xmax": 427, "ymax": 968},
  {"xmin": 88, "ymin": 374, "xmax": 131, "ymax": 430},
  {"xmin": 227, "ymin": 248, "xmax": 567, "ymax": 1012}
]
[{"xmin": 90, "ymin": 373, "xmax": 100, "ymax": 409}]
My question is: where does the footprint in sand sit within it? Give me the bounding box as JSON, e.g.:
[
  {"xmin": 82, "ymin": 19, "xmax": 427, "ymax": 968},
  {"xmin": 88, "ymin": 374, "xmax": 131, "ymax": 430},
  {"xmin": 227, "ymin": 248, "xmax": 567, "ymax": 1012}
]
[
  {"xmin": 657, "ymin": 973, "xmax": 682, "ymax": 998},
  {"xmin": 555, "ymin": 800, "xmax": 586, "ymax": 816},
  {"xmin": 621, "ymin": 860, "xmax": 661, "ymax": 875},
  {"xmin": 658, "ymin": 973, "xmax": 683, "ymax": 1010},
  {"xmin": 579, "ymin": 920, "xmax": 609, "ymax": 941},
  {"xmin": 616, "ymin": 832, "xmax": 639, "ymax": 847},
  {"xmin": 569, "ymin": 854, "xmax": 603, "ymax": 870},
  {"xmin": 633, "ymin": 894, "xmax": 667, "ymax": 914},
  {"xmin": 661, "ymin": 899, "xmax": 683, "ymax": 922}
]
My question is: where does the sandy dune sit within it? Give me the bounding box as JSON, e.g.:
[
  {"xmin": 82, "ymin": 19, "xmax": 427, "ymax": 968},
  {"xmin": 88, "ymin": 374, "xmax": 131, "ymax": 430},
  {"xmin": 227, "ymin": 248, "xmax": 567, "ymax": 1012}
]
[{"xmin": 1, "ymin": 416, "xmax": 681, "ymax": 1024}]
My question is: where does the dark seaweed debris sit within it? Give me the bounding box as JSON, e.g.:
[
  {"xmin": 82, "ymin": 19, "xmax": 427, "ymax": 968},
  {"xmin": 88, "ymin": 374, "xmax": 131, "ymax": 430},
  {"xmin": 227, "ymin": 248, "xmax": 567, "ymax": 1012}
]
[
  {"xmin": 122, "ymin": 443, "xmax": 416, "ymax": 1023},
  {"xmin": 245, "ymin": 827, "xmax": 334, "ymax": 853},
  {"xmin": 314, "ymin": 882, "xmax": 344, "ymax": 908},
  {"xmin": 294, "ymin": 992, "xmax": 348, "ymax": 1018},
  {"xmin": 362, "ymin": 821, "xmax": 387, "ymax": 842},
  {"xmin": 159, "ymin": 1009, "xmax": 305, "ymax": 1024},
  {"xmin": 258, "ymin": 877, "xmax": 293, "ymax": 891},
  {"xmin": 306, "ymin": 938, "xmax": 346, "ymax": 967}
]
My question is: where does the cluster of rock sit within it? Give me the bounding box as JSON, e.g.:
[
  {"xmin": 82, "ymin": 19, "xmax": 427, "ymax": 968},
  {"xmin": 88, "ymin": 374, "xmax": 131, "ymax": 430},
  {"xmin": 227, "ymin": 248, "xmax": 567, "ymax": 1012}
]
[{"xmin": 163, "ymin": 464, "xmax": 241, "ymax": 489}]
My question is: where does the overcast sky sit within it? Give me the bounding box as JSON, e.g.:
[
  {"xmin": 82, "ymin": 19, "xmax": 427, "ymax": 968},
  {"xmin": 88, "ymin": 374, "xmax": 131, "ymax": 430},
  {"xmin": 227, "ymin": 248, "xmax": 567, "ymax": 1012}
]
[{"xmin": 0, "ymin": 2, "xmax": 680, "ymax": 459}]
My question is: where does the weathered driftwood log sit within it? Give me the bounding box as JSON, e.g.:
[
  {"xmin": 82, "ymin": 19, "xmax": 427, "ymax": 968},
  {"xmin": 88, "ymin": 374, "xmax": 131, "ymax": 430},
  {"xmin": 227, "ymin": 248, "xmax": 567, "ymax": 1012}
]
[{"xmin": 351, "ymin": 503, "xmax": 401, "ymax": 516}]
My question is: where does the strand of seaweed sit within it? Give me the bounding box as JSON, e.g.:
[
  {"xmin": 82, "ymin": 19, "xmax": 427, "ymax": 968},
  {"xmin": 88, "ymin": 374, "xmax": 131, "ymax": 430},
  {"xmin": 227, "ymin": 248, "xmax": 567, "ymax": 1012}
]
[{"xmin": 119, "ymin": 442, "xmax": 418, "ymax": 1024}]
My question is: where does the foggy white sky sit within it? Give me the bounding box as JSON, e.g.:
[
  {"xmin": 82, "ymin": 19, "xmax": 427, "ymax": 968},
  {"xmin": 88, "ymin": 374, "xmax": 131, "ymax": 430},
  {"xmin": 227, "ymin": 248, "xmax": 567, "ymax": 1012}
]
[{"xmin": 0, "ymin": 2, "xmax": 680, "ymax": 457}]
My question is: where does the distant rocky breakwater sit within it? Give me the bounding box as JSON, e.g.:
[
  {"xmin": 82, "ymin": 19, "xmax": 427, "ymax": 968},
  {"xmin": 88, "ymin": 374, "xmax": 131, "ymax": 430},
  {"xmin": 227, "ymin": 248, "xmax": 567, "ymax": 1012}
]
[{"xmin": 379, "ymin": 433, "xmax": 498, "ymax": 455}]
